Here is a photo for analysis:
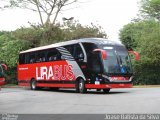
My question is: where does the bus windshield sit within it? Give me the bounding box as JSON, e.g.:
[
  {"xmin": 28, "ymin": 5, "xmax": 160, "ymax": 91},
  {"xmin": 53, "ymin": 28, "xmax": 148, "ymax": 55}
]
[{"xmin": 103, "ymin": 46, "xmax": 132, "ymax": 74}]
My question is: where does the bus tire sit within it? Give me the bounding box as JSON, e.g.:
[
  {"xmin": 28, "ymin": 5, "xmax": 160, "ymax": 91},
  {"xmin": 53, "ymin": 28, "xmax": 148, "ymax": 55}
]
[
  {"xmin": 103, "ymin": 89, "xmax": 110, "ymax": 93},
  {"xmin": 78, "ymin": 78, "xmax": 87, "ymax": 93},
  {"xmin": 30, "ymin": 79, "xmax": 38, "ymax": 90},
  {"xmin": 75, "ymin": 80, "xmax": 80, "ymax": 93}
]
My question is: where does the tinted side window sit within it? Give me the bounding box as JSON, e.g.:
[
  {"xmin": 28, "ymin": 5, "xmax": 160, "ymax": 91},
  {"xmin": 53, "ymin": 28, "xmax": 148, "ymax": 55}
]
[
  {"xmin": 64, "ymin": 45, "xmax": 74, "ymax": 56},
  {"xmin": 82, "ymin": 43, "xmax": 97, "ymax": 55},
  {"xmin": 74, "ymin": 44, "xmax": 84, "ymax": 60},
  {"xmin": 47, "ymin": 49, "xmax": 61, "ymax": 61},
  {"xmin": 19, "ymin": 54, "xmax": 26, "ymax": 64},
  {"xmin": 35, "ymin": 52, "xmax": 46, "ymax": 63},
  {"xmin": 29, "ymin": 53, "xmax": 36, "ymax": 64}
]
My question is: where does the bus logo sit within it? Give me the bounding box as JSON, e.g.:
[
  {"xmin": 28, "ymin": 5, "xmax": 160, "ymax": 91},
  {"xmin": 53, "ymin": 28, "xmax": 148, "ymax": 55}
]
[{"xmin": 36, "ymin": 65, "xmax": 74, "ymax": 80}]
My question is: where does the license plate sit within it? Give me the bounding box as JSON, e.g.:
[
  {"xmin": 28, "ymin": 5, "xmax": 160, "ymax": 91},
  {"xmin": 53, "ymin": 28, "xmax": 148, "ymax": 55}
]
[{"xmin": 95, "ymin": 81, "xmax": 100, "ymax": 85}]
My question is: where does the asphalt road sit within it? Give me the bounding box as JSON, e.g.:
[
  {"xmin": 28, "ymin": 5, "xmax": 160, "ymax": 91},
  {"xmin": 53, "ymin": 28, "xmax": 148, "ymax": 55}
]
[{"xmin": 0, "ymin": 87, "xmax": 160, "ymax": 114}]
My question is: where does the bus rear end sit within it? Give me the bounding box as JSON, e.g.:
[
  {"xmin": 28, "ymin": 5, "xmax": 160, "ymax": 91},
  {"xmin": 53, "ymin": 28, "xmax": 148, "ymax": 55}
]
[{"xmin": 0, "ymin": 64, "xmax": 8, "ymax": 87}]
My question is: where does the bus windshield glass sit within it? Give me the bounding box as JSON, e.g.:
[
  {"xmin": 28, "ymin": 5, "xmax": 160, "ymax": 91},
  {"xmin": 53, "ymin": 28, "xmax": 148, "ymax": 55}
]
[{"xmin": 103, "ymin": 46, "xmax": 132, "ymax": 74}]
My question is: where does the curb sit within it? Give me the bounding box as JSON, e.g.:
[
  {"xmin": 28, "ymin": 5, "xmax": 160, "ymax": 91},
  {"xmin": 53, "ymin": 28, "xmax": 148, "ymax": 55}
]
[
  {"xmin": 133, "ymin": 85, "xmax": 160, "ymax": 88},
  {"xmin": 2, "ymin": 85, "xmax": 21, "ymax": 88}
]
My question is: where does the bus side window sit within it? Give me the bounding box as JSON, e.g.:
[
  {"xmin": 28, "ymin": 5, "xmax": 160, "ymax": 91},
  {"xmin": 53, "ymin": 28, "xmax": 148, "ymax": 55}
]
[
  {"xmin": 19, "ymin": 54, "xmax": 26, "ymax": 64},
  {"xmin": 82, "ymin": 43, "xmax": 97, "ymax": 63},
  {"xmin": 29, "ymin": 53, "xmax": 36, "ymax": 64},
  {"xmin": 64, "ymin": 45, "xmax": 74, "ymax": 56},
  {"xmin": 74, "ymin": 44, "xmax": 84, "ymax": 61},
  {"xmin": 36, "ymin": 52, "xmax": 46, "ymax": 63},
  {"xmin": 47, "ymin": 49, "xmax": 61, "ymax": 62}
]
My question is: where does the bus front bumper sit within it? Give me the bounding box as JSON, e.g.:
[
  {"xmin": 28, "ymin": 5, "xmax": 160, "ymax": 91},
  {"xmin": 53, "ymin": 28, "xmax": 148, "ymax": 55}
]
[{"xmin": 85, "ymin": 83, "xmax": 132, "ymax": 89}]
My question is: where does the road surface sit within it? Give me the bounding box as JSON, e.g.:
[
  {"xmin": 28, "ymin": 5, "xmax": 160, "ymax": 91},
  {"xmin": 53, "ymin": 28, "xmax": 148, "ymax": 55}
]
[{"xmin": 0, "ymin": 87, "xmax": 160, "ymax": 114}]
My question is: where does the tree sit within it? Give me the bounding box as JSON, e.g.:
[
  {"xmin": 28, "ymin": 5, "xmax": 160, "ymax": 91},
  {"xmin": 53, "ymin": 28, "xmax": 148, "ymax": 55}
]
[
  {"xmin": 0, "ymin": 33, "xmax": 31, "ymax": 84},
  {"xmin": 11, "ymin": 20, "xmax": 107, "ymax": 46},
  {"xmin": 3, "ymin": 0, "xmax": 78, "ymax": 27},
  {"xmin": 61, "ymin": 20, "xmax": 107, "ymax": 40},
  {"xmin": 140, "ymin": 0, "xmax": 160, "ymax": 21},
  {"xmin": 119, "ymin": 23, "xmax": 140, "ymax": 50},
  {"xmin": 119, "ymin": 20, "xmax": 160, "ymax": 85}
]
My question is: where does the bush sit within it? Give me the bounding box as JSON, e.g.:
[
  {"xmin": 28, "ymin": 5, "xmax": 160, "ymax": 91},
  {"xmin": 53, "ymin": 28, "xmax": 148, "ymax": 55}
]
[
  {"xmin": 0, "ymin": 34, "xmax": 31, "ymax": 84},
  {"xmin": 120, "ymin": 20, "xmax": 160, "ymax": 85}
]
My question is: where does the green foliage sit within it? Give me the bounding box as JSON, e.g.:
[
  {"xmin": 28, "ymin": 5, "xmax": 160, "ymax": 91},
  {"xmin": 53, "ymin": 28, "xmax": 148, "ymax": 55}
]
[
  {"xmin": 62, "ymin": 21, "xmax": 107, "ymax": 40},
  {"xmin": 120, "ymin": 20, "xmax": 160, "ymax": 85},
  {"xmin": 12, "ymin": 28, "xmax": 42, "ymax": 47},
  {"xmin": 0, "ymin": 33, "xmax": 31, "ymax": 84},
  {"xmin": 0, "ymin": 40, "xmax": 30, "ymax": 67},
  {"xmin": 11, "ymin": 21, "xmax": 107, "ymax": 46},
  {"xmin": 140, "ymin": 0, "xmax": 160, "ymax": 21},
  {"xmin": 119, "ymin": 23, "xmax": 140, "ymax": 50},
  {"xmin": 120, "ymin": 0, "xmax": 160, "ymax": 85}
]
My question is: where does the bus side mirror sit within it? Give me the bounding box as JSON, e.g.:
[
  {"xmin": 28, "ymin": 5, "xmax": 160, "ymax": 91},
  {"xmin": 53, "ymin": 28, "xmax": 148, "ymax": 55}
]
[
  {"xmin": 1, "ymin": 64, "xmax": 8, "ymax": 71},
  {"xmin": 128, "ymin": 51, "xmax": 139, "ymax": 61},
  {"xmin": 93, "ymin": 49, "xmax": 107, "ymax": 60}
]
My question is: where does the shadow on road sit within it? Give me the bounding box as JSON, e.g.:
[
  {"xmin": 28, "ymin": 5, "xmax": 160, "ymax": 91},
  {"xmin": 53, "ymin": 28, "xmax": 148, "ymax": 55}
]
[{"xmin": 26, "ymin": 88, "xmax": 129, "ymax": 95}]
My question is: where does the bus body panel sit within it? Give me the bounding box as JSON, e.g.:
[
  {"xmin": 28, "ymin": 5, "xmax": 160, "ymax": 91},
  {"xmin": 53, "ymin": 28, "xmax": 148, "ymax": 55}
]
[
  {"xmin": 18, "ymin": 60, "xmax": 87, "ymax": 88},
  {"xmin": 0, "ymin": 64, "xmax": 7, "ymax": 86},
  {"xmin": 0, "ymin": 78, "xmax": 5, "ymax": 86}
]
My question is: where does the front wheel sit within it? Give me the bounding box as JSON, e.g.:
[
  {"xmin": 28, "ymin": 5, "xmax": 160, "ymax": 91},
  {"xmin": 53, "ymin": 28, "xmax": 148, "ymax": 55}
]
[
  {"xmin": 103, "ymin": 89, "xmax": 110, "ymax": 94},
  {"xmin": 78, "ymin": 79, "xmax": 87, "ymax": 93}
]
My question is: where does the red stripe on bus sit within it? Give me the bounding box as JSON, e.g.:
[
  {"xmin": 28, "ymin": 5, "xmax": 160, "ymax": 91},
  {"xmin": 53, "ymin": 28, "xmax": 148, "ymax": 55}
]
[
  {"xmin": 37, "ymin": 83, "xmax": 75, "ymax": 88},
  {"xmin": 110, "ymin": 84, "xmax": 132, "ymax": 88}
]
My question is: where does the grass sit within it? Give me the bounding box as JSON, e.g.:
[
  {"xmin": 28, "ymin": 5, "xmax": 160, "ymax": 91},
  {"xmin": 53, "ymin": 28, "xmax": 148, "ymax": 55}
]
[{"xmin": 133, "ymin": 85, "xmax": 160, "ymax": 88}]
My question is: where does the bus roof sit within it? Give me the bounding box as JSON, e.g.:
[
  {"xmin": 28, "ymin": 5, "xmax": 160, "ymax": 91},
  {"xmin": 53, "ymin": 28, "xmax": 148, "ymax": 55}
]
[{"xmin": 20, "ymin": 38, "xmax": 123, "ymax": 54}]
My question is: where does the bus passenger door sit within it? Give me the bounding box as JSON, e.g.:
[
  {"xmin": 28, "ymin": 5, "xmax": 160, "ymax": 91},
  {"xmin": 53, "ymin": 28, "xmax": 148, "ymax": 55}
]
[{"xmin": 89, "ymin": 51, "xmax": 103, "ymax": 84}]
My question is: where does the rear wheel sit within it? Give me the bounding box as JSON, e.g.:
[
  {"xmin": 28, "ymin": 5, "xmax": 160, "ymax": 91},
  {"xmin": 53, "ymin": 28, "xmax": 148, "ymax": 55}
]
[
  {"xmin": 30, "ymin": 79, "xmax": 38, "ymax": 90},
  {"xmin": 103, "ymin": 89, "xmax": 110, "ymax": 93},
  {"xmin": 75, "ymin": 80, "xmax": 80, "ymax": 93},
  {"xmin": 78, "ymin": 79, "xmax": 87, "ymax": 93}
]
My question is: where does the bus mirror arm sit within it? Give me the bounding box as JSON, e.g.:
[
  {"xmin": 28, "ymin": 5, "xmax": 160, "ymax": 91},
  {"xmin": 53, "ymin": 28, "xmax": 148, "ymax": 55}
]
[
  {"xmin": 128, "ymin": 51, "xmax": 139, "ymax": 61},
  {"xmin": 93, "ymin": 49, "xmax": 107, "ymax": 60},
  {"xmin": 1, "ymin": 64, "xmax": 8, "ymax": 71}
]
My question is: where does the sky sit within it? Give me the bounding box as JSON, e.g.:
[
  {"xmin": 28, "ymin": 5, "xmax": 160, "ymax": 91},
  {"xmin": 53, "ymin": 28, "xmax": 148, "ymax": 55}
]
[{"xmin": 0, "ymin": 0, "xmax": 140, "ymax": 41}]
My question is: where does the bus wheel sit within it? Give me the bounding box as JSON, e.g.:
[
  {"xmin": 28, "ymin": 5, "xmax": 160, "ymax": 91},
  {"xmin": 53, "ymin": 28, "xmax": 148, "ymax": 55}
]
[
  {"xmin": 78, "ymin": 79, "xmax": 87, "ymax": 93},
  {"xmin": 75, "ymin": 80, "xmax": 80, "ymax": 93},
  {"xmin": 103, "ymin": 89, "xmax": 110, "ymax": 94},
  {"xmin": 30, "ymin": 79, "xmax": 38, "ymax": 90}
]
